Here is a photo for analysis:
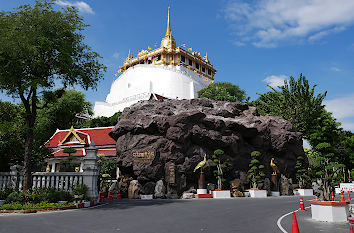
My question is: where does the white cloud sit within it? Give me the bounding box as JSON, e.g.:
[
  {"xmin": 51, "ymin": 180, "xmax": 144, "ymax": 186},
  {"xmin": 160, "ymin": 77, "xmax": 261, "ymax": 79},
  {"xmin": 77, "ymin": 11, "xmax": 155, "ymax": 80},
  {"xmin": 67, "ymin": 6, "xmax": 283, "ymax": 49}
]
[
  {"xmin": 56, "ymin": 1, "xmax": 94, "ymax": 14},
  {"xmin": 263, "ymin": 75, "xmax": 287, "ymax": 88},
  {"xmin": 112, "ymin": 52, "xmax": 119, "ymax": 59},
  {"xmin": 324, "ymin": 94, "xmax": 354, "ymax": 119},
  {"xmin": 223, "ymin": 0, "xmax": 354, "ymax": 47},
  {"xmin": 324, "ymin": 94, "xmax": 354, "ymax": 131},
  {"xmin": 330, "ymin": 66, "xmax": 341, "ymax": 72}
]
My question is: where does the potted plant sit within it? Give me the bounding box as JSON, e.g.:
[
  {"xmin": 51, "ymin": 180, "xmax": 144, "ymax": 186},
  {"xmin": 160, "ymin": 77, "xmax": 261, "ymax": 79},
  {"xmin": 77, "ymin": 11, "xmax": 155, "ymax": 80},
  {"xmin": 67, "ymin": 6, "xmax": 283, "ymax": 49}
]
[
  {"xmin": 210, "ymin": 149, "xmax": 231, "ymax": 198},
  {"xmin": 295, "ymin": 153, "xmax": 313, "ymax": 196},
  {"xmin": 308, "ymin": 143, "xmax": 349, "ymax": 222},
  {"xmin": 72, "ymin": 184, "xmax": 88, "ymax": 201},
  {"xmin": 247, "ymin": 151, "xmax": 267, "ymax": 198}
]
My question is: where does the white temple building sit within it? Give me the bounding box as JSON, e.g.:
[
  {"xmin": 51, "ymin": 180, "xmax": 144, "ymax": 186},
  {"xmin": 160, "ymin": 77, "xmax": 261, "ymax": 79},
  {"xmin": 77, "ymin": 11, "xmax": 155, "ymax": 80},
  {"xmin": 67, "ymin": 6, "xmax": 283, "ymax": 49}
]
[{"xmin": 94, "ymin": 8, "xmax": 217, "ymax": 117}]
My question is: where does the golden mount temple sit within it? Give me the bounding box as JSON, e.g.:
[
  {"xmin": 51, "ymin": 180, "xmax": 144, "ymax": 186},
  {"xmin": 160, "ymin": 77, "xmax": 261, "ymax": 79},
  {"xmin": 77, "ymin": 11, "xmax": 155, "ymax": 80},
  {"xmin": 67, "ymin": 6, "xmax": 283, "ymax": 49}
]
[{"xmin": 94, "ymin": 7, "xmax": 217, "ymax": 117}]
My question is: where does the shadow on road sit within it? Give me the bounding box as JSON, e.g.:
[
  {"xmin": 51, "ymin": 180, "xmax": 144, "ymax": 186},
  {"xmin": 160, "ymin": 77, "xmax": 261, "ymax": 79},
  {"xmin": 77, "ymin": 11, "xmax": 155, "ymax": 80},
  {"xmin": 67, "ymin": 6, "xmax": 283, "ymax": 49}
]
[{"xmin": 91, "ymin": 199, "xmax": 188, "ymax": 210}]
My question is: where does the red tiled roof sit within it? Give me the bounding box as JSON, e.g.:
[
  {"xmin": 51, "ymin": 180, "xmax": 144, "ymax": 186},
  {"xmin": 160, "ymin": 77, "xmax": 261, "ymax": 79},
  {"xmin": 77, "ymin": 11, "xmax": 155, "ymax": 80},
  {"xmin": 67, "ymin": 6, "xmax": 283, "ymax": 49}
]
[{"xmin": 45, "ymin": 127, "xmax": 115, "ymax": 148}]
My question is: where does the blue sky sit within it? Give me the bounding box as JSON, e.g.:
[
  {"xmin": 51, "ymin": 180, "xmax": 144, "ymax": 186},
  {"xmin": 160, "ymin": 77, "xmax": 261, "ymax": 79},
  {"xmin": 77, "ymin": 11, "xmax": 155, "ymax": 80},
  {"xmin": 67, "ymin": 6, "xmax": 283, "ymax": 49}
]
[{"xmin": 1, "ymin": 0, "xmax": 354, "ymax": 132}]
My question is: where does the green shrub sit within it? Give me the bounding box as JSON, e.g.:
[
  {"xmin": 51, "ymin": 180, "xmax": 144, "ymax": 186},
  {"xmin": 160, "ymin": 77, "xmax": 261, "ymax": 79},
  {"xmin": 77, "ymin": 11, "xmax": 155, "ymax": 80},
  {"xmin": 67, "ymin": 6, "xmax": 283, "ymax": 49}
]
[
  {"xmin": 0, "ymin": 202, "xmax": 75, "ymax": 210},
  {"xmin": 0, "ymin": 189, "xmax": 13, "ymax": 200},
  {"xmin": 6, "ymin": 192, "xmax": 24, "ymax": 203},
  {"xmin": 72, "ymin": 184, "xmax": 88, "ymax": 196}
]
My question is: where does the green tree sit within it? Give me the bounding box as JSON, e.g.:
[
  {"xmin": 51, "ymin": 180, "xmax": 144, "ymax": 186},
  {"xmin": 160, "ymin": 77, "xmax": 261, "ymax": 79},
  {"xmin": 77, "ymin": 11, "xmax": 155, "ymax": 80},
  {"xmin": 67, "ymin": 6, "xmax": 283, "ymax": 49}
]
[
  {"xmin": 248, "ymin": 151, "xmax": 265, "ymax": 189},
  {"xmin": 82, "ymin": 111, "xmax": 122, "ymax": 128},
  {"xmin": 295, "ymin": 155, "xmax": 311, "ymax": 189},
  {"xmin": 0, "ymin": 0, "xmax": 106, "ymax": 189},
  {"xmin": 251, "ymin": 74, "xmax": 326, "ymax": 137},
  {"xmin": 198, "ymin": 82, "xmax": 248, "ymax": 102},
  {"xmin": 35, "ymin": 89, "xmax": 92, "ymax": 144},
  {"xmin": 312, "ymin": 142, "xmax": 345, "ymax": 200},
  {"xmin": 0, "ymin": 101, "xmax": 25, "ymax": 171},
  {"xmin": 210, "ymin": 149, "xmax": 228, "ymax": 190}
]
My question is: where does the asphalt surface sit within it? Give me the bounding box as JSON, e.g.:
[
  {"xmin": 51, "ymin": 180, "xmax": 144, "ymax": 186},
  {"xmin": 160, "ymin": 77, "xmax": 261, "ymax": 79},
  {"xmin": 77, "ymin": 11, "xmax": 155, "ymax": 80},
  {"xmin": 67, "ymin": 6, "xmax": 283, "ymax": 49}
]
[{"xmin": 0, "ymin": 196, "xmax": 350, "ymax": 233}]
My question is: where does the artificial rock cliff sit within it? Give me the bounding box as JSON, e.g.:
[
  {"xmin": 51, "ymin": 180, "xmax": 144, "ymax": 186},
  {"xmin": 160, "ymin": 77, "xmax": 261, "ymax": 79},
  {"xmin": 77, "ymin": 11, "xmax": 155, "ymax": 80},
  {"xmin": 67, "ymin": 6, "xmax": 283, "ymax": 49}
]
[{"xmin": 109, "ymin": 98, "xmax": 304, "ymax": 196}]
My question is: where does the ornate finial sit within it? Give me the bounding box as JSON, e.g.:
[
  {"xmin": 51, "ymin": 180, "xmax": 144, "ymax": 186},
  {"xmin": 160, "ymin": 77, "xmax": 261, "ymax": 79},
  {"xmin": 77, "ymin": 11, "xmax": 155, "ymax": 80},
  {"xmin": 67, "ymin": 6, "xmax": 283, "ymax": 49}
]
[
  {"xmin": 165, "ymin": 6, "xmax": 171, "ymax": 37},
  {"xmin": 205, "ymin": 52, "xmax": 209, "ymax": 63},
  {"xmin": 160, "ymin": 6, "xmax": 176, "ymax": 49}
]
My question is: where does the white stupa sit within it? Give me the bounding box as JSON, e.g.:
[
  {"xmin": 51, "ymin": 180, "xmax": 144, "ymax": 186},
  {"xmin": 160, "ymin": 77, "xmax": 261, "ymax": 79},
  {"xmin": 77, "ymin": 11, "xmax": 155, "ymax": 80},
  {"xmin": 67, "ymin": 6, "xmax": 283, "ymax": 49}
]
[{"xmin": 94, "ymin": 7, "xmax": 217, "ymax": 117}]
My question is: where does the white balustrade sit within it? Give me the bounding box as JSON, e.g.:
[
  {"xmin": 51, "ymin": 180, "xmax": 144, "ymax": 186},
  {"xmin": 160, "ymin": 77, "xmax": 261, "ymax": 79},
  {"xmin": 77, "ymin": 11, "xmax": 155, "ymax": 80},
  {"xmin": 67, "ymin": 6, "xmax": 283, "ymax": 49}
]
[{"xmin": 31, "ymin": 172, "xmax": 84, "ymax": 191}]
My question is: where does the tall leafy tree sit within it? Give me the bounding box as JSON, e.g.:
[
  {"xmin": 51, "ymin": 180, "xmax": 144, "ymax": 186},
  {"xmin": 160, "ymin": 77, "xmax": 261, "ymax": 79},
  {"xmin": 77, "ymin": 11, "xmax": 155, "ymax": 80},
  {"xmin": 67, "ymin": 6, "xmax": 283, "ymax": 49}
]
[
  {"xmin": 251, "ymin": 74, "xmax": 327, "ymax": 138},
  {"xmin": 35, "ymin": 89, "xmax": 92, "ymax": 144},
  {"xmin": 198, "ymin": 82, "xmax": 248, "ymax": 102},
  {"xmin": 0, "ymin": 1, "xmax": 106, "ymax": 190}
]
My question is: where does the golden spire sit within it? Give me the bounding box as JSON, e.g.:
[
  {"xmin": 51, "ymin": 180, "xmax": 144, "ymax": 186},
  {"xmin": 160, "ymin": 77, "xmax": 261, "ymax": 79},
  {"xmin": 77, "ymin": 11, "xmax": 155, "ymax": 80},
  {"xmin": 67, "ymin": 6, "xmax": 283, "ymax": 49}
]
[
  {"xmin": 125, "ymin": 49, "xmax": 133, "ymax": 62},
  {"xmin": 165, "ymin": 6, "xmax": 172, "ymax": 37},
  {"xmin": 205, "ymin": 52, "xmax": 209, "ymax": 63},
  {"xmin": 160, "ymin": 6, "xmax": 176, "ymax": 49}
]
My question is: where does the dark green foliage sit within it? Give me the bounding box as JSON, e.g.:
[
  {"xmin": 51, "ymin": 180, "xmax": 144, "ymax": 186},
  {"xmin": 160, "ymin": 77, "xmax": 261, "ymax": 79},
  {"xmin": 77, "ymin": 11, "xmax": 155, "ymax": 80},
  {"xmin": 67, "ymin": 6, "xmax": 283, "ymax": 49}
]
[
  {"xmin": 0, "ymin": 202, "xmax": 75, "ymax": 210},
  {"xmin": 82, "ymin": 111, "xmax": 122, "ymax": 128},
  {"xmin": 63, "ymin": 147, "xmax": 77, "ymax": 155},
  {"xmin": 248, "ymin": 151, "xmax": 265, "ymax": 189},
  {"xmin": 210, "ymin": 149, "xmax": 228, "ymax": 190},
  {"xmin": 98, "ymin": 154, "xmax": 117, "ymax": 185},
  {"xmin": 35, "ymin": 89, "xmax": 92, "ymax": 144},
  {"xmin": 72, "ymin": 184, "xmax": 88, "ymax": 196},
  {"xmin": 6, "ymin": 192, "xmax": 25, "ymax": 203},
  {"xmin": 198, "ymin": 82, "xmax": 248, "ymax": 102},
  {"xmin": 295, "ymin": 155, "xmax": 311, "ymax": 188},
  {"xmin": 310, "ymin": 142, "xmax": 346, "ymax": 200},
  {"xmin": 0, "ymin": 189, "xmax": 13, "ymax": 200},
  {"xmin": 251, "ymin": 74, "xmax": 326, "ymax": 138},
  {"xmin": 0, "ymin": 101, "xmax": 25, "ymax": 171}
]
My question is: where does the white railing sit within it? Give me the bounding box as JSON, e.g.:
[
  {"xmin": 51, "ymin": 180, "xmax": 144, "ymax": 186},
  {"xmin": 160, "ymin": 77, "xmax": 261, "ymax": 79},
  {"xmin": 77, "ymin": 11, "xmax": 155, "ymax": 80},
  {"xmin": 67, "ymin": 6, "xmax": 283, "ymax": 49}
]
[
  {"xmin": 32, "ymin": 172, "xmax": 83, "ymax": 192},
  {"xmin": 0, "ymin": 143, "xmax": 99, "ymax": 199},
  {"xmin": 0, "ymin": 171, "xmax": 23, "ymax": 191}
]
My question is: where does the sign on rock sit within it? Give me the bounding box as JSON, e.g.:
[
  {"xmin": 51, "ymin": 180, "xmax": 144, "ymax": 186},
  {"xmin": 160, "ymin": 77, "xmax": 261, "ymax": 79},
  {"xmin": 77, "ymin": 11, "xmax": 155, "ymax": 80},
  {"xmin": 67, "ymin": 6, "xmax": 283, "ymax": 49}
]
[{"xmin": 132, "ymin": 151, "xmax": 155, "ymax": 164}]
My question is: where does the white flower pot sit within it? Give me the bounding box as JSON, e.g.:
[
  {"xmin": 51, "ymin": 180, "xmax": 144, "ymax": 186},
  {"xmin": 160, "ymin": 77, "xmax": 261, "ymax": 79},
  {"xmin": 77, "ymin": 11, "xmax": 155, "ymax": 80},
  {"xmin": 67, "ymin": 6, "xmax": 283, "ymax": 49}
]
[
  {"xmin": 140, "ymin": 195, "xmax": 153, "ymax": 200},
  {"xmin": 298, "ymin": 189, "xmax": 313, "ymax": 196},
  {"xmin": 248, "ymin": 189, "xmax": 267, "ymax": 198},
  {"xmin": 212, "ymin": 190, "xmax": 231, "ymax": 198},
  {"xmin": 310, "ymin": 200, "xmax": 349, "ymax": 222}
]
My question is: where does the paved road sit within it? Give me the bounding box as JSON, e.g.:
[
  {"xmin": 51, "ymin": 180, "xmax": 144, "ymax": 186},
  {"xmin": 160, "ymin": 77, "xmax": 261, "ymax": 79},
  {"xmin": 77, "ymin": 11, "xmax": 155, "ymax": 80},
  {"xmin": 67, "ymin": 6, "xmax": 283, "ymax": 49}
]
[{"xmin": 0, "ymin": 196, "xmax": 349, "ymax": 233}]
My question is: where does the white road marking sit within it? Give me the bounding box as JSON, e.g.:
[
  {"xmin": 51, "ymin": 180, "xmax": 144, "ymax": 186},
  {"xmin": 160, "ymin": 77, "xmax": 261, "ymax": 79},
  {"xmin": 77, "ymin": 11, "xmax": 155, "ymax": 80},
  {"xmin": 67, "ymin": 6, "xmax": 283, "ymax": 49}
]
[{"xmin": 277, "ymin": 206, "xmax": 311, "ymax": 233}]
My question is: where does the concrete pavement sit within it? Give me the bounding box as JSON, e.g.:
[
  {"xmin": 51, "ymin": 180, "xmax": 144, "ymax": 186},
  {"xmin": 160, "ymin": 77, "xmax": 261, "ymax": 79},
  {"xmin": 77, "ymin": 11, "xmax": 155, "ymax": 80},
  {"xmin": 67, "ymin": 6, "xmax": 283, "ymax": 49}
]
[{"xmin": 0, "ymin": 196, "xmax": 350, "ymax": 233}]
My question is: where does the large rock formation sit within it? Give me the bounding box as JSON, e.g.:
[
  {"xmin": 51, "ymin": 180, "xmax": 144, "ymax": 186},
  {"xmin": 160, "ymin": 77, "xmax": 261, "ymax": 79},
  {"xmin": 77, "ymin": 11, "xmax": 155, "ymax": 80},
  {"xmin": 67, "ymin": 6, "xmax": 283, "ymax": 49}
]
[{"xmin": 110, "ymin": 98, "xmax": 305, "ymax": 196}]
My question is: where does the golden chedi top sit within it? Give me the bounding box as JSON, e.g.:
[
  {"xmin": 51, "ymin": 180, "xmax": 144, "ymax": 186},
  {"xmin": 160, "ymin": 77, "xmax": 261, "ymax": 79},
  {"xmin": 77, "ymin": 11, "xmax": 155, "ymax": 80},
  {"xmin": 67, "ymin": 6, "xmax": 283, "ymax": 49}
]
[
  {"xmin": 160, "ymin": 6, "xmax": 176, "ymax": 50},
  {"xmin": 120, "ymin": 7, "xmax": 216, "ymax": 81}
]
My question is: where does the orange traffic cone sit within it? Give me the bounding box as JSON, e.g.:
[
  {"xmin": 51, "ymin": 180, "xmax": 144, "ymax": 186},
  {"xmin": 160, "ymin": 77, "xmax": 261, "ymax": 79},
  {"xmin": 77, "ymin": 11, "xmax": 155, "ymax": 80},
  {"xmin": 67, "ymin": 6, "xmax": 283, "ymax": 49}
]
[
  {"xmin": 350, "ymin": 225, "xmax": 354, "ymax": 233},
  {"xmin": 299, "ymin": 197, "xmax": 306, "ymax": 211},
  {"xmin": 108, "ymin": 191, "xmax": 113, "ymax": 201},
  {"xmin": 117, "ymin": 190, "xmax": 122, "ymax": 200},
  {"xmin": 292, "ymin": 212, "xmax": 300, "ymax": 233},
  {"xmin": 348, "ymin": 191, "xmax": 352, "ymax": 201},
  {"xmin": 341, "ymin": 191, "xmax": 346, "ymax": 202}
]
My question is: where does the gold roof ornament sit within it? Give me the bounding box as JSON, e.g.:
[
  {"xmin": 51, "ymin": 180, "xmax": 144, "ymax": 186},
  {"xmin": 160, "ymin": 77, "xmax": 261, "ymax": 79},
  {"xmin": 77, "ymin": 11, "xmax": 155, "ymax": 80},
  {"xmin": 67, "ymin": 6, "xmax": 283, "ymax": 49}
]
[
  {"xmin": 205, "ymin": 52, "xmax": 210, "ymax": 63},
  {"xmin": 125, "ymin": 49, "xmax": 133, "ymax": 62},
  {"xmin": 160, "ymin": 6, "xmax": 176, "ymax": 50}
]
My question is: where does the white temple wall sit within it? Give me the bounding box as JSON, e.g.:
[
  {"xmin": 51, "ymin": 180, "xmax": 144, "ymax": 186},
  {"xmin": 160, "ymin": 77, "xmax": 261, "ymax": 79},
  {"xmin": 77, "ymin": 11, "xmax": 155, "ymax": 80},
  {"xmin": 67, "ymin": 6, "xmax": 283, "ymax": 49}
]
[{"xmin": 94, "ymin": 64, "xmax": 209, "ymax": 117}]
